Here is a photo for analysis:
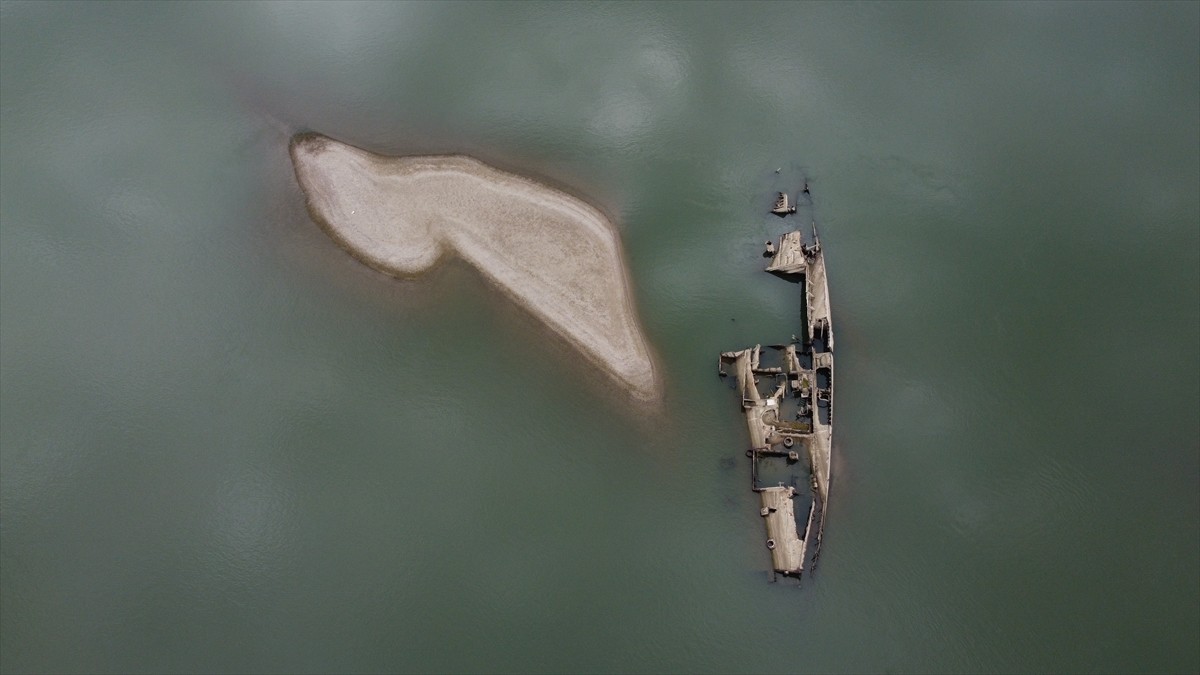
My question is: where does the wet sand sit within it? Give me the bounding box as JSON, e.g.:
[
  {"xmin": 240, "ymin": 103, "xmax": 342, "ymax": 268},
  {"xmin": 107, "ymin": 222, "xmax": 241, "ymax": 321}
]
[{"xmin": 289, "ymin": 133, "xmax": 661, "ymax": 402}]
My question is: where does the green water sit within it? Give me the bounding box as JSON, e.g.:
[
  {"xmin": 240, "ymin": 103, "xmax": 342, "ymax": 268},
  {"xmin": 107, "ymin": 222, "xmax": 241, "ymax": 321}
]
[{"xmin": 2, "ymin": 2, "xmax": 1197, "ymax": 673}]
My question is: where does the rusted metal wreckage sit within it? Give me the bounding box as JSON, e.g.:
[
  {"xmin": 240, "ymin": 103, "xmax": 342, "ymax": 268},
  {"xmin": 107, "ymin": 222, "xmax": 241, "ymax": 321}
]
[{"xmin": 719, "ymin": 196, "xmax": 833, "ymax": 582}]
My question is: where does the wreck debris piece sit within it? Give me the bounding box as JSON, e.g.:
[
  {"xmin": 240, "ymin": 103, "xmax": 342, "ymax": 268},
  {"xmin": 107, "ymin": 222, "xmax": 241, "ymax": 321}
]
[
  {"xmin": 719, "ymin": 220, "xmax": 834, "ymax": 581},
  {"xmin": 771, "ymin": 191, "xmax": 797, "ymax": 216},
  {"xmin": 289, "ymin": 133, "xmax": 661, "ymax": 402}
]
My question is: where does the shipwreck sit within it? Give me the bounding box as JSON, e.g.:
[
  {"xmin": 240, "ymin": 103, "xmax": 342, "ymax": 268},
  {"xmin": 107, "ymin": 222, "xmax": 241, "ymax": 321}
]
[{"xmin": 719, "ymin": 201, "xmax": 834, "ymax": 581}]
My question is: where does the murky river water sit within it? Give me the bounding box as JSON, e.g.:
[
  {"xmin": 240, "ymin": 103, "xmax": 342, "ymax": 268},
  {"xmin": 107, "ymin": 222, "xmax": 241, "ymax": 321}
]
[{"xmin": 2, "ymin": 2, "xmax": 1197, "ymax": 673}]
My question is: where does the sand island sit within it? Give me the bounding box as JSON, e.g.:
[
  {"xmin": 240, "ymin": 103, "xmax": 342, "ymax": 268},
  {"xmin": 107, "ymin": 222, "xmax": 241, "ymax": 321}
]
[{"xmin": 289, "ymin": 133, "xmax": 661, "ymax": 402}]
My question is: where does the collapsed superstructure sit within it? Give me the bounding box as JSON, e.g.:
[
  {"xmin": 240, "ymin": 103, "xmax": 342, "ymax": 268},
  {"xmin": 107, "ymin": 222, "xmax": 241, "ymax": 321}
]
[{"xmin": 719, "ymin": 220, "xmax": 833, "ymax": 580}]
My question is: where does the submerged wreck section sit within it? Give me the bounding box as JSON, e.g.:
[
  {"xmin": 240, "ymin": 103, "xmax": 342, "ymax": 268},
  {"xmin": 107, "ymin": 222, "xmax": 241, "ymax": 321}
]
[{"xmin": 719, "ymin": 222, "xmax": 834, "ymax": 580}]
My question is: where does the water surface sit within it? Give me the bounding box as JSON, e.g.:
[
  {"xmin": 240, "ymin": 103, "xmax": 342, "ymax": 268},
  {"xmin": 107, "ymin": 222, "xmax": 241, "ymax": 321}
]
[{"xmin": 2, "ymin": 2, "xmax": 1197, "ymax": 673}]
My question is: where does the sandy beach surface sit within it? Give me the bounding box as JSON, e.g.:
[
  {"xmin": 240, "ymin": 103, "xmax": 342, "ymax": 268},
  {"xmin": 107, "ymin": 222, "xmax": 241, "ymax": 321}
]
[{"xmin": 290, "ymin": 133, "xmax": 661, "ymax": 402}]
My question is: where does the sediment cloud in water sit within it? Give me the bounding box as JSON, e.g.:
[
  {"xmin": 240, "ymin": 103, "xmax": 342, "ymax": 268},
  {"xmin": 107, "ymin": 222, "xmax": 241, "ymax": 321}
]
[{"xmin": 289, "ymin": 133, "xmax": 661, "ymax": 402}]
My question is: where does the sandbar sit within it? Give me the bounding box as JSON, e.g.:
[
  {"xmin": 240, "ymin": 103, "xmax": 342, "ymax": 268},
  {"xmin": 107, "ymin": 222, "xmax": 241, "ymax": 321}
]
[{"xmin": 289, "ymin": 133, "xmax": 661, "ymax": 402}]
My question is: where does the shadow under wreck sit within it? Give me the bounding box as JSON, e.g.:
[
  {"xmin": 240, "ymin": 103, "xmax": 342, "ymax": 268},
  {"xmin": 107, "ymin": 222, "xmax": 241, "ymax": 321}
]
[{"xmin": 719, "ymin": 219, "xmax": 834, "ymax": 582}]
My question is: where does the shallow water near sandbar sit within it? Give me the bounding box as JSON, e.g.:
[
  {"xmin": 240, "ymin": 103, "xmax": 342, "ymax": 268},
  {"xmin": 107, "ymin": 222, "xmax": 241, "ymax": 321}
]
[{"xmin": 1, "ymin": 2, "xmax": 1197, "ymax": 673}]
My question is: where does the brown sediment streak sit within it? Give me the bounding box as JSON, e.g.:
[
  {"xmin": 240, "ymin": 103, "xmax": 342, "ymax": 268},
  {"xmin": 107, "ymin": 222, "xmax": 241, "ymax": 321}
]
[{"xmin": 289, "ymin": 133, "xmax": 662, "ymax": 402}]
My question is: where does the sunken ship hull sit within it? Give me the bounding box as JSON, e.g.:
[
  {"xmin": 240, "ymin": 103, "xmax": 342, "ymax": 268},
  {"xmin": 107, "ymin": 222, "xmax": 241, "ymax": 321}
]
[{"xmin": 719, "ymin": 225, "xmax": 833, "ymax": 580}]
